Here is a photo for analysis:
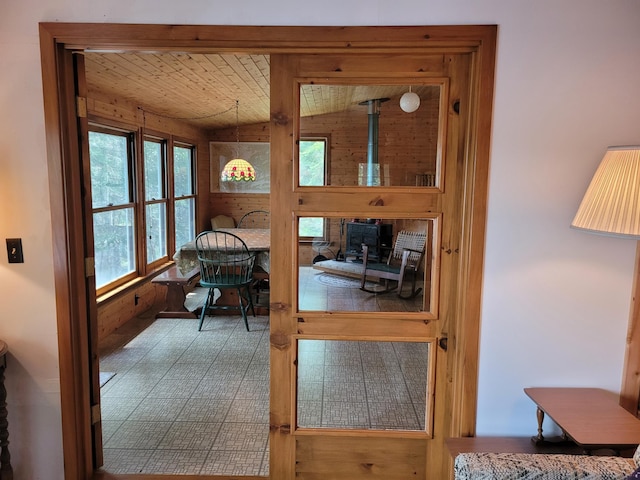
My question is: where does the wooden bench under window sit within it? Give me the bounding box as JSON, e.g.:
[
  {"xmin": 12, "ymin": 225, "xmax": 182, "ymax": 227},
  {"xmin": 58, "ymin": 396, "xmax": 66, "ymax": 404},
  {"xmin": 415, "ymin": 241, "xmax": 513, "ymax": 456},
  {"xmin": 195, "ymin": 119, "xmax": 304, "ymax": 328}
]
[{"xmin": 152, "ymin": 266, "xmax": 201, "ymax": 318}]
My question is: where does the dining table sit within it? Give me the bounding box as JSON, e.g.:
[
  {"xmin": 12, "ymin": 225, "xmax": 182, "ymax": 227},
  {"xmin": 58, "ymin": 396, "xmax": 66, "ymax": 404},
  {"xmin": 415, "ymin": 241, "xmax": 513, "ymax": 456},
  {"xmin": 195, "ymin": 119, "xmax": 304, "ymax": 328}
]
[{"xmin": 173, "ymin": 228, "xmax": 271, "ymax": 275}]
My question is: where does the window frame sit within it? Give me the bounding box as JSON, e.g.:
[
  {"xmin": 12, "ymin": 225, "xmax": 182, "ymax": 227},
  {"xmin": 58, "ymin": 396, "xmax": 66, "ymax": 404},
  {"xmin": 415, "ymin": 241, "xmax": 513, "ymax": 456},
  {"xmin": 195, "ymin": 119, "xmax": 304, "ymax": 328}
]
[
  {"xmin": 89, "ymin": 124, "xmax": 139, "ymax": 295},
  {"xmin": 171, "ymin": 139, "xmax": 197, "ymax": 256},
  {"xmin": 298, "ymin": 135, "xmax": 330, "ymax": 243},
  {"xmin": 142, "ymin": 133, "xmax": 169, "ymax": 269},
  {"xmin": 88, "ymin": 121, "xmax": 198, "ymax": 295}
]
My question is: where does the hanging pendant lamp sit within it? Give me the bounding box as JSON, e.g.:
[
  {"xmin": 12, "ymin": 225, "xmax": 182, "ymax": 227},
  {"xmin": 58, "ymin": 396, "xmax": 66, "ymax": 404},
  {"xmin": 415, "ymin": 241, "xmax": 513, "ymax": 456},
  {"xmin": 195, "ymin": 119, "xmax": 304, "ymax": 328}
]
[
  {"xmin": 400, "ymin": 86, "xmax": 420, "ymax": 113},
  {"xmin": 221, "ymin": 100, "xmax": 256, "ymax": 182}
]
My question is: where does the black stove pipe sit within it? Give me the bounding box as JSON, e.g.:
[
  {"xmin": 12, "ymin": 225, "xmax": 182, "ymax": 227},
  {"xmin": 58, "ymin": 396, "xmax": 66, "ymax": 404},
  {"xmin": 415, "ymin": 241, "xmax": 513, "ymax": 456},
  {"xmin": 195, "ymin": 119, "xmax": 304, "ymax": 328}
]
[{"xmin": 359, "ymin": 98, "xmax": 389, "ymax": 186}]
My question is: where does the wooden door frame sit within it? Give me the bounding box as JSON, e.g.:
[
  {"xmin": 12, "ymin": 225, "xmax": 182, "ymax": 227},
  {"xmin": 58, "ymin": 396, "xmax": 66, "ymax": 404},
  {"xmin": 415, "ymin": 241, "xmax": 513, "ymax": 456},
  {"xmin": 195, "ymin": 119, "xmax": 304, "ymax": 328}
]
[{"xmin": 39, "ymin": 23, "xmax": 497, "ymax": 480}]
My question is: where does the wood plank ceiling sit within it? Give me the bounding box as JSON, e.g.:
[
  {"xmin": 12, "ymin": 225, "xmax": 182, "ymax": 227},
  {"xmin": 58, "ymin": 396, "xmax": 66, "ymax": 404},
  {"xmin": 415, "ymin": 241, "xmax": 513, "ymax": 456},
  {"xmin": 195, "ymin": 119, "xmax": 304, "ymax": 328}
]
[
  {"xmin": 84, "ymin": 53, "xmax": 271, "ymax": 129},
  {"xmin": 84, "ymin": 53, "xmax": 433, "ymax": 131}
]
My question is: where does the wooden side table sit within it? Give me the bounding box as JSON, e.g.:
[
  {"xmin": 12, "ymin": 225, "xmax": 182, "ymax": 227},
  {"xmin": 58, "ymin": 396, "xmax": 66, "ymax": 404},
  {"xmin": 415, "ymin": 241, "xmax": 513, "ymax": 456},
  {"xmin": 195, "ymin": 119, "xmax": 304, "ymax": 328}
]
[
  {"xmin": 0, "ymin": 341, "xmax": 12, "ymax": 479},
  {"xmin": 525, "ymin": 387, "xmax": 640, "ymax": 454}
]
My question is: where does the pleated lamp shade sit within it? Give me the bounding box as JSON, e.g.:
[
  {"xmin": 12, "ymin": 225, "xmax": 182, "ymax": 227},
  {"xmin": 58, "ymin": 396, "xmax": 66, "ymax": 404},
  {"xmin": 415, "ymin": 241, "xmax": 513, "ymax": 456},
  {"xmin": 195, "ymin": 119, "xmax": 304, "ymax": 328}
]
[{"xmin": 571, "ymin": 146, "xmax": 640, "ymax": 239}]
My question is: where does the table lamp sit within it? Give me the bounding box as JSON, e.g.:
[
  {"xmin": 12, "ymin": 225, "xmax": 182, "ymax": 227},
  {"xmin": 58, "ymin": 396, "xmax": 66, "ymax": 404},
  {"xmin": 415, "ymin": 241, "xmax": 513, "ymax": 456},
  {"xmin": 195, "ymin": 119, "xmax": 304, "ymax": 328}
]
[{"xmin": 571, "ymin": 145, "xmax": 640, "ymax": 414}]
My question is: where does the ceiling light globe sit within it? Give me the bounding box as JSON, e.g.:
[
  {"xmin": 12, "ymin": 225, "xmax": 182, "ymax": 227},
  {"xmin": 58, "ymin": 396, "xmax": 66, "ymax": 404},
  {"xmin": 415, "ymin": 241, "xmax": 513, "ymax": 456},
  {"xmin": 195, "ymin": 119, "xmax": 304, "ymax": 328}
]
[{"xmin": 400, "ymin": 91, "xmax": 420, "ymax": 113}]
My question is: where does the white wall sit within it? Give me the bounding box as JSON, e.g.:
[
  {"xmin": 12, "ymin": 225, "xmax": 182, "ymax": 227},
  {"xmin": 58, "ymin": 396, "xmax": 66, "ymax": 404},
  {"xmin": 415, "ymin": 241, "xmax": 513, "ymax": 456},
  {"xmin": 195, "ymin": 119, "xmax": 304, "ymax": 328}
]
[{"xmin": 1, "ymin": 0, "xmax": 639, "ymax": 478}]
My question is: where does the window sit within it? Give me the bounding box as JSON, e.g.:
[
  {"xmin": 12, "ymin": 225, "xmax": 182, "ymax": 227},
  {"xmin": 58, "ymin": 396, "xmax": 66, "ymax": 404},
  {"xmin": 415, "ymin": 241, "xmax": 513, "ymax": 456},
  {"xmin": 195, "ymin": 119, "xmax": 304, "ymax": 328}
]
[
  {"xmin": 89, "ymin": 126, "xmax": 197, "ymax": 293},
  {"xmin": 173, "ymin": 143, "xmax": 196, "ymax": 254},
  {"xmin": 144, "ymin": 137, "xmax": 168, "ymax": 265},
  {"xmin": 89, "ymin": 129, "xmax": 136, "ymax": 290},
  {"xmin": 299, "ymin": 137, "xmax": 328, "ymax": 240}
]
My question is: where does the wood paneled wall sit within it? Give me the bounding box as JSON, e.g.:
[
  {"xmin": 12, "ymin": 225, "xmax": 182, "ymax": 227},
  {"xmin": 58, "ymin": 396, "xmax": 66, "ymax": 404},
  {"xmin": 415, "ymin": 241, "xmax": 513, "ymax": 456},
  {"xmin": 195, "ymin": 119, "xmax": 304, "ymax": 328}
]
[
  {"xmin": 207, "ymin": 193, "xmax": 270, "ymax": 228},
  {"xmin": 305, "ymin": 89, "xmax": 440, "ymax": 187},
  {"xmin": 208, "ymin": 121, "xmax": 271, "ymax": 230},
  {"xmin": 96, "ymin": 282, "xmax": 162, "ymax": 340}
]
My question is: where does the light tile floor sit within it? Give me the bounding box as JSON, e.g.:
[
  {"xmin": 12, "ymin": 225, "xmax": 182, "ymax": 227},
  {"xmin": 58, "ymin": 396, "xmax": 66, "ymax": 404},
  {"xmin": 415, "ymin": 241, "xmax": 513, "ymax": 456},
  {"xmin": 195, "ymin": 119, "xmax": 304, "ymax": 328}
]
[
  {"xmin": 99, "ymin": 314, "xmax": 271, "ymax": 476},
  {"xmin": 97, "ymin": 267, "xmax": 429, "ymax": 475},
  {"xmin": 297, "ymin": 339, "xmax": 428, "ymax": 430},
  {"xmin": 298, "ymin": 264, "xmax": 424, "ymax": 312}
]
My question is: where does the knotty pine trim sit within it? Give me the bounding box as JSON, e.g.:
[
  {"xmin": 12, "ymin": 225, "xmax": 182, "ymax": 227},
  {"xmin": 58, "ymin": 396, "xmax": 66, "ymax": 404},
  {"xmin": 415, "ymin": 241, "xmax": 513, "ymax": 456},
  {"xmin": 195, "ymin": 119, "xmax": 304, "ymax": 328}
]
[{"xmin": 40, "ymin": 23, "xmax": 499, "ymax": 480}]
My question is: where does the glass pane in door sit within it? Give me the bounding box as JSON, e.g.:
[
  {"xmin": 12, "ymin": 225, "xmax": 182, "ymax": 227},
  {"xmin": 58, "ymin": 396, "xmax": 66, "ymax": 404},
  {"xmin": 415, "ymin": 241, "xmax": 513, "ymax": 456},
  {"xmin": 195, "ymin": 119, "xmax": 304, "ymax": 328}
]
[
  {"xmin": 297, "ymin": 339, "xmax": 434, "ymax": 432},
  {"xmin": 298, "ymin": 83, "xmax": 442, "ymax": 188},
  {"xmin": 298, "ymin": 216, "xmax": 436, "ymax": 313}
]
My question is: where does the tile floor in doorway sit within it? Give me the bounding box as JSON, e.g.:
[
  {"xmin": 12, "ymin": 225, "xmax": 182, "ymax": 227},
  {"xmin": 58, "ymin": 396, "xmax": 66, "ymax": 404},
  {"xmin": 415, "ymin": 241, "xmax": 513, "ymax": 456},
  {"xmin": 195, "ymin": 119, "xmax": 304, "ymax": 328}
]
[
  {"xmin": 99, "ymin": 313, "xmax": 271, "ymax": 476},
  {"xmin": 98, "ymin": 266, "xmax": 428, "ymax": 475}
]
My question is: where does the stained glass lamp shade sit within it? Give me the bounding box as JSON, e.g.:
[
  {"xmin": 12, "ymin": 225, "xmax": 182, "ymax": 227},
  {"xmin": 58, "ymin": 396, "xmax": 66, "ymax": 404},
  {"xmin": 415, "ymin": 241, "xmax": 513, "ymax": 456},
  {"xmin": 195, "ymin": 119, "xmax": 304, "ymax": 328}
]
[
  {"xmin": 221, "ymin": 99, "xmax": 256, "ymax": 182},
  {"xmin": 221, "ymin": 158, "xmax": 256, "ymax": 182}
]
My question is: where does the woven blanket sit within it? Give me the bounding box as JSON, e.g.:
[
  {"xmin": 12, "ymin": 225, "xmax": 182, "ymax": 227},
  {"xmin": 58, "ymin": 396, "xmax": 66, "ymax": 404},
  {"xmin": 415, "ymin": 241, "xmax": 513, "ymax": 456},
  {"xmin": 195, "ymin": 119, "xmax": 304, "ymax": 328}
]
[{"xmin": 454, "ymin": 452, "xmax": 633, "ymax": 480}]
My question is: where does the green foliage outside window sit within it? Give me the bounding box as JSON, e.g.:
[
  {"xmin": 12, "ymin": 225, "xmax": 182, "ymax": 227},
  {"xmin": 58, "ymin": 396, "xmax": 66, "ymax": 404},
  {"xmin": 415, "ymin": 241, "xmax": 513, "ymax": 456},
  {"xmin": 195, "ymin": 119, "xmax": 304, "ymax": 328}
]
[
  {"xmin": 299, "ymin": 139, "xmax": 327, "ymax": 238},
  {"xmin": 89, "ymin": 130, "xmax": 197, "ymax": 290},
  {"xmin": 144, "ymin": 140, "xmax": 167, "ymax": 263},
  {"xmin": 175, "ymin": 198, "xmax": 195, "ymax": 253},
  {"xmin": 89, "ymin": 131, "xmax": 136, "ymax": 288},
  {"xmin": 173, "ymin": 145, "xmax": 196, "ymax": 253},
  {"xmin": 299, "ymin": 140, "xmax": 325, "ymax": 187},
  {"xmin": 144, "ymin": 140, "xmax": 163, "ymax": 201},
  {"xmin": 174, "ymin": 146, "xmax": 194, "ymax": 197},
  {"xmin": 89, "ymin": 132, "xmax": 130, "ymax": 209}
]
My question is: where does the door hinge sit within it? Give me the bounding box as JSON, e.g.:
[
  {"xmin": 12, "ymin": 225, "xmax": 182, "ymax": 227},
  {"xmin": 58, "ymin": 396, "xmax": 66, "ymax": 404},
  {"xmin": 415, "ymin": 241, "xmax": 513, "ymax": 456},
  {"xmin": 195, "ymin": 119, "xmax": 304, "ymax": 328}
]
[
  {"xmin": 91, "ymin": 403, "xmax": 101, "ymax": 425},
  {"xmin": 76, "ymin": 96, "xmax": 87, "ymax": 118},
  {"xmin": 84, "ymin": 257, "xmax": 95, "ymax": 277}
]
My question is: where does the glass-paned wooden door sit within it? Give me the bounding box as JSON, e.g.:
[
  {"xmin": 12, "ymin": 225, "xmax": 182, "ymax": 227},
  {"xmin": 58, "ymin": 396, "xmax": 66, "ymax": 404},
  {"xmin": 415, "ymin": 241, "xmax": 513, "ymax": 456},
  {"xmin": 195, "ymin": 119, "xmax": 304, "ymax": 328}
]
[{"xmin": 269, "ymin": 50, "xmax": 484, "ymax": 479}]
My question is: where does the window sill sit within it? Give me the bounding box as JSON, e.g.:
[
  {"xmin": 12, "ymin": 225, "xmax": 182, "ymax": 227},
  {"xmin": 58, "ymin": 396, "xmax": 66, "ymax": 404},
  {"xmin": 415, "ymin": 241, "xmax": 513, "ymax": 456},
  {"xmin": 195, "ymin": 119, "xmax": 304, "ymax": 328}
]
[{"xmin": 97, "ymin": 261, "xmax": 175, "ymax": 305}]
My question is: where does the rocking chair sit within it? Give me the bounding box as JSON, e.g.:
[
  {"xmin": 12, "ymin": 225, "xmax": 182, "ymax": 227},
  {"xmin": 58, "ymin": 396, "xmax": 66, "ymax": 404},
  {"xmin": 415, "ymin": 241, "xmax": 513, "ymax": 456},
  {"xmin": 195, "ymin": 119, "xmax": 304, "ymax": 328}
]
[{"xmin": 359, "ymin": 230, "xmax": 427, "ymax": 299}]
